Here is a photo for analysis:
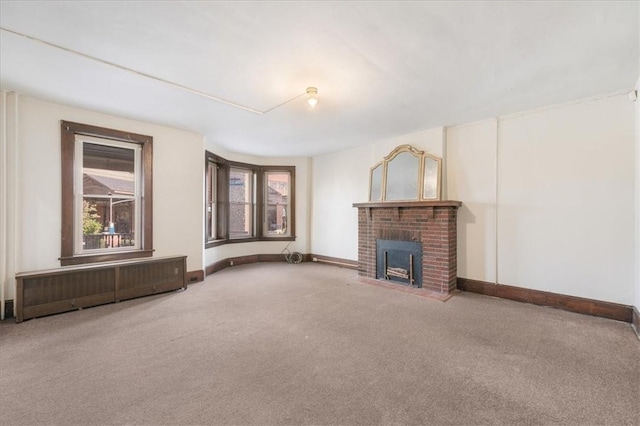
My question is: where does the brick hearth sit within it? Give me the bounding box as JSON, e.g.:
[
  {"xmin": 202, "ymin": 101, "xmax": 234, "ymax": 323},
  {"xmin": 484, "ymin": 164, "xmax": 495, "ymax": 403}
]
[{"xmin": 353, "ymin": 201, "xmax": 462, "ymax": 294}]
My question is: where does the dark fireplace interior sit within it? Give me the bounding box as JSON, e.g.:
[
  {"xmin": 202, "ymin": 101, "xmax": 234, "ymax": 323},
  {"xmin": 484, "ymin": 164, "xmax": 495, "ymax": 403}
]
[{"xmin": 376, "ymin": 240, "xmax": 423, "ymax": 288}]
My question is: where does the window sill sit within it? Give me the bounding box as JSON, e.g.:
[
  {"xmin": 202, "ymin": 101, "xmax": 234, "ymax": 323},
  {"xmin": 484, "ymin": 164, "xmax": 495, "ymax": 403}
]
[
  {"xmin": 205, "ymin": 239, "xmax": 227, "ymax": 249},
  {"xmin": 60, "ymin": 249, "xmax": 154, "ymax": 266},
  {"xmin": 205, "ymin": 235, "xmax": 295, "ymax": 249},
  {"xmin": 260, "ymin": 236, "xmax": 296, "ymax": 242}
]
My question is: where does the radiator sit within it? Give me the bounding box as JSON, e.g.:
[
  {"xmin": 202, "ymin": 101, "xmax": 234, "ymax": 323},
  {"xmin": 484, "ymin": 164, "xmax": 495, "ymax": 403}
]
[{"xmin": 16, "ymin": 256, "xmax": 186, "ymax": 322}]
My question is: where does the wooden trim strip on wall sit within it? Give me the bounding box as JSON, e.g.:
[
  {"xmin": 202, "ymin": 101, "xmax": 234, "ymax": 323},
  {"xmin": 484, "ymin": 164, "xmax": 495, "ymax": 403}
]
[
  {"xmin": 310, "ymin": 254, "xmax": 358, "ymax": 270},
  {"xmin": 457, "ymin": 277, "xmax": 633, "ymax": 323},
  {"xmin": 2, "ymin": 300, "xmax": 14, "ymax": 319},
  {"xmin": 204, "ymin": 253, "xmax": 358, "ymax": 276},
  {"xmin": 186, "ymin": 270, "xmax": 205, "ymax": 284},
  {"xmin": 205, "ymin": 253, "xmax": 290, "ymax": 276},
  {"xmin": 632, "ymin": 307, "xmax": 640, "ymax": 338}
]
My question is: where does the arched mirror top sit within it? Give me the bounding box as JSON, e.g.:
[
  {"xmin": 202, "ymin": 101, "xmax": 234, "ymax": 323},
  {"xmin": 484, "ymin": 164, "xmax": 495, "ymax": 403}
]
[{"xmin": 384, "ymin": 144, "xmax": 424, "ymax": 162}]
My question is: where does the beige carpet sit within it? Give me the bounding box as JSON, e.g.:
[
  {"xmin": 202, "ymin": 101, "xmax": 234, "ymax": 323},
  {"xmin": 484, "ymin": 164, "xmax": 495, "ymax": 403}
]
[{"xmin": 1, "ymin": 262, "xmax": 638, "ymax": 425}]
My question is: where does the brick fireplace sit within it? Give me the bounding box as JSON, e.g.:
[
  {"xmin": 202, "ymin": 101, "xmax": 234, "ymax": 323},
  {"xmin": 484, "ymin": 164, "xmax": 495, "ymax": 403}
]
[{"xmin": 353, "ymin": 201, "xmax": 461, "ymax": 295}]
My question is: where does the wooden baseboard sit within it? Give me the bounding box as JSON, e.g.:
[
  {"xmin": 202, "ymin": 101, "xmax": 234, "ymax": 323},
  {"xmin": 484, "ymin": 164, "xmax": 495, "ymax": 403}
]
[
  {"xmin": 310, "ymin": 254, "xmax": 358, "ymax": 269},
  {"xmin": 632, "ymin": 306, "xmax": 640, "ymax": 337},
  {"xmin": 205, "ymin": 253, "xmax": 294, "ymax": 276},
  {"xmin": 1, "ymin": 300, "xmax": 15, "ymax": 319},
  {"xmin": 186, "ymin": 270, "xmax": 204, "ymax": 283},
  {"xmin": 457, "ymin": 278, "xmax": 633, "ymax": 323},
  {"xmin": 204, "ymin": 253, "xmax": 358, "ymax": 276}
]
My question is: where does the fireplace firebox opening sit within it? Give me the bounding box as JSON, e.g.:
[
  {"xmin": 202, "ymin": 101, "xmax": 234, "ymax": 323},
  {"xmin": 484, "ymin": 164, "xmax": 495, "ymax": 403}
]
[{"xmin": 376, "ymin": 240, "xmax": 423, "ymax": 288}]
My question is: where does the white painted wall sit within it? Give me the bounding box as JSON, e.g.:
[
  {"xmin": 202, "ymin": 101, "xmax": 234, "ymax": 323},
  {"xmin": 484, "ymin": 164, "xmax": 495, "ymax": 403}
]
[
  {"xmin": 635, "ymin": 75, "xmax": 640, "ymax": 312},
  {"xmin": 497, "ymin": 94, "xmax": 635, "ymax": 304},
  {"xmin": 203, "ymin": 141, "xmax": 311, "ymax": 268},
  {"xmin": 0, "ymin": 91, "xmax": 18, "ymax": 319},
  {"xmin": 311, "ymin": 94, "xmax": 636, "ymax": 305},
  {"xmin": 311, "ymin": 145, "xmax": 372, "ymax": 261},
  {"xmin": 311, "ymin": 128, "xmax": 445, "ymax": 261},
  {"xmin": 7, "ymin": 95, "xmax": 204, "ymax": 290},
  {"xmin": 632, "ymin": 4, "xmax": 640, "ymax": 314},
  {"xmin": 446, "ymin": 119, "xmax": 497, "ymax": 283}
]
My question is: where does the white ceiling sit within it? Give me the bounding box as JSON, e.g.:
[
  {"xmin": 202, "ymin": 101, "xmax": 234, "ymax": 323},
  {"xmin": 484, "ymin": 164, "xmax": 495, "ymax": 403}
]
[{"xmin": 1, "ymin": 1, "xmax": 638, "ymax": 157}]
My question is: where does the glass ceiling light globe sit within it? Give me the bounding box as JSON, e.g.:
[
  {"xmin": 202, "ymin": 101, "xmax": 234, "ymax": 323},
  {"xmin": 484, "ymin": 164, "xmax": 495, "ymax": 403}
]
[{"xmin": 306, "ymin": 87, "xmax": 318, "ymax": 108}]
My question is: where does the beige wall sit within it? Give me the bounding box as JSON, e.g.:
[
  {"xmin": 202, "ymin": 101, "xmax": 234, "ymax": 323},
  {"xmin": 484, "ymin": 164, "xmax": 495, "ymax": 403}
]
[
  {"xmin": 446, "ymin": 119, "xmax": 497, "ymax": 283},
  {"xmin": 636, "ymin": 75, "xmax": 640, "ymax": 311},
  {"xmin": 497, "ymin": 94, "xmax": 635, "ymax": 303}
]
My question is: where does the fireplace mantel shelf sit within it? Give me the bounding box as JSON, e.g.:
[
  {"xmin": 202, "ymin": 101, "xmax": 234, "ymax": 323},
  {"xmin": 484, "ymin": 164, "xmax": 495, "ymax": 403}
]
[{"xmin": 353, "ymin": 200, "xmax": 462, "ymax": 208}]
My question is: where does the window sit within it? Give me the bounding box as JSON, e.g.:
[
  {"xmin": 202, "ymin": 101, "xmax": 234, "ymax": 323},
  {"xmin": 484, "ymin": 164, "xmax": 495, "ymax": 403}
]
[
  {"xmin": 77, "ymin": 138, "xmax": 140, "ymax": 252},
  {"xmin": 61, "ymin": 121, "xmax": 153, "ymax": 266},
  {"xmin": 263, "ymin": 169, "xmax": 293, "ymax": 238},
  {"xmin": 229, "ymin": 167, "xmax": 255, "ymax": 239},
  {"xmin": 205, "ymin": 158, "xmax": 217, "ymax": 242},
  {"xmin": 204, "ymin": 152, "xmax": 295, "ymax": 247}
]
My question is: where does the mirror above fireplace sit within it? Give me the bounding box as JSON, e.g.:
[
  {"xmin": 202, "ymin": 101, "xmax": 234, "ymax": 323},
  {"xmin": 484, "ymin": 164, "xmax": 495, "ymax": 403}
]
[{"xmin": 369, "ymin": 145, "xmax": 442, "ymax": 202}]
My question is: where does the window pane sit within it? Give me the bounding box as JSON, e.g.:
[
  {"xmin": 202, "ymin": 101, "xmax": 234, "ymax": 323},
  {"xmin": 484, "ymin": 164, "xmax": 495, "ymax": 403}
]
[
  {"xmin": 82, "ymin": 197, "xmax": 135, "ymax": 250},
  {"xmin": 230, "ymin": 203, "xmax": 252, "ymax": 236},
  {"xmin": 265, "ymin": 172, "xmax": 290, "ymax": 236},
  {"xmin": 229, "ymin": 168, "xmax": 253, "ymax": 238},
  {"xmin": 80, "ymin": 141, "xmax": 138, "ymax": 252}
]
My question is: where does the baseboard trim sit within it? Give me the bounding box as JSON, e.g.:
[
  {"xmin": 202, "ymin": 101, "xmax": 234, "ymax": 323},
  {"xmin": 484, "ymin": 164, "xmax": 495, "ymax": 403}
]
[
  {"xmin": 457, "ymin": 278, "xmax": 633, "ymax": 323},
  {"xmin": 310, "ymin": 254, "xmax": 358, "ymax": 269},
  {"xmin": 1, "ymin": 300, "xmax": 15, "ymax": 319},
  {"xmin": 204, "ymin": 253, "xmax": 358, "ymax": 276},
  {"xmin": 187, "ymin": 270, "xmax": 205, "ymax": 283},
  {"xmin": 632, "ymin": 306, "xmax": 640, "ymax": 338},
  {"xmin": 206, "ymin": 253, "xmax": 291, "ymax": 276}
]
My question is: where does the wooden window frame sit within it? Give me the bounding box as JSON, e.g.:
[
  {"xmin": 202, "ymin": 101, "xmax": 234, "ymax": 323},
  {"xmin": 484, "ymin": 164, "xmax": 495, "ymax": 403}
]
[
  {"xmin": 61, "ymin": 121, "xmax": 153, "ymax": 266},
  {"xmin": 205, "ymin": 152, "xmax": 228, "ymax": 248},
  {"xmin": 228, "ymin": 165, "xmax": 257, "ymax": 240},
  {"xmin": 261, "ymin": 166, "xmax": 295, "ymax": 241},
  {"xmin": 205, "ymin": 155, "xmax": 218, "ymax": 243}
]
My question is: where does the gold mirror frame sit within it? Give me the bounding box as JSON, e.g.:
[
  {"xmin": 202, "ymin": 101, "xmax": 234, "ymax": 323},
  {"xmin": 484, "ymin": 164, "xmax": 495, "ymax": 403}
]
[
  {"xmin": 369, "ymin": 161, "xmax": 384, "ymax": 201},
  {"xmin": 368, "ymin": 144, "xmax": 442, "ymax": 202}
]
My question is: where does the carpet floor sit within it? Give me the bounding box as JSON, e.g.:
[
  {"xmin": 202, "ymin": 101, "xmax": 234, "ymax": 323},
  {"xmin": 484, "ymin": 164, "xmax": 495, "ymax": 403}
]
[{"xmin": 1, "ymin": 262, "xmax": 638, "ymax": 425}]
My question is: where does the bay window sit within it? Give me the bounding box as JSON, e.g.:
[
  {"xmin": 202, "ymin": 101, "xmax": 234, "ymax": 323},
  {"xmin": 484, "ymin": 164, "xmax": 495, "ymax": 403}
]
[{"xmin": 204, "ymin": 151, "xmax": 295, "ymax": 247}]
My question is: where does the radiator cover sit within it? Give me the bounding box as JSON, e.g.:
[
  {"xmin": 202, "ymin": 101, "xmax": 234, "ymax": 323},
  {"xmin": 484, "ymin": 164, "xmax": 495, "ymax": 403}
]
[{"xmin": 16, "ymin": 256, "xmax": 186, "ymax": 322}]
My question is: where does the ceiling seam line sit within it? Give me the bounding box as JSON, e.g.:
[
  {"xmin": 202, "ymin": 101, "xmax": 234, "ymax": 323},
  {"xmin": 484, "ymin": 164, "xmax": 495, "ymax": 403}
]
[{"xmin": 0, "ymin": 27, "xmax": 308, "ymax": 116}]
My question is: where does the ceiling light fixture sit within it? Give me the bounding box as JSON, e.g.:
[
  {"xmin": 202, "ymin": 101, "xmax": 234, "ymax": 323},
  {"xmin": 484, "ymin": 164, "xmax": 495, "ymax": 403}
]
[
  {"xmin": 306, "ymin": 87, "xmax": 318, "ymax": 108},
  {"xmin": 1, "ymin": 27, "xmax": 319, "ymax": 116}
]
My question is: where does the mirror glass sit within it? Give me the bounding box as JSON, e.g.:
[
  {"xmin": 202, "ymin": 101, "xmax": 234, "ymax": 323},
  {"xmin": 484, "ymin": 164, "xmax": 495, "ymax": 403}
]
[
  {"xmin": 385, "ymin": 152, "xmax": 419, "ymax": 201},
  {"xmin": 369, "ymin": 164, "xmax": 383, "ymax": 201},
  {"xmin": 423, "ymin": 157, "xmax": 439, "ymax": 199}
]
